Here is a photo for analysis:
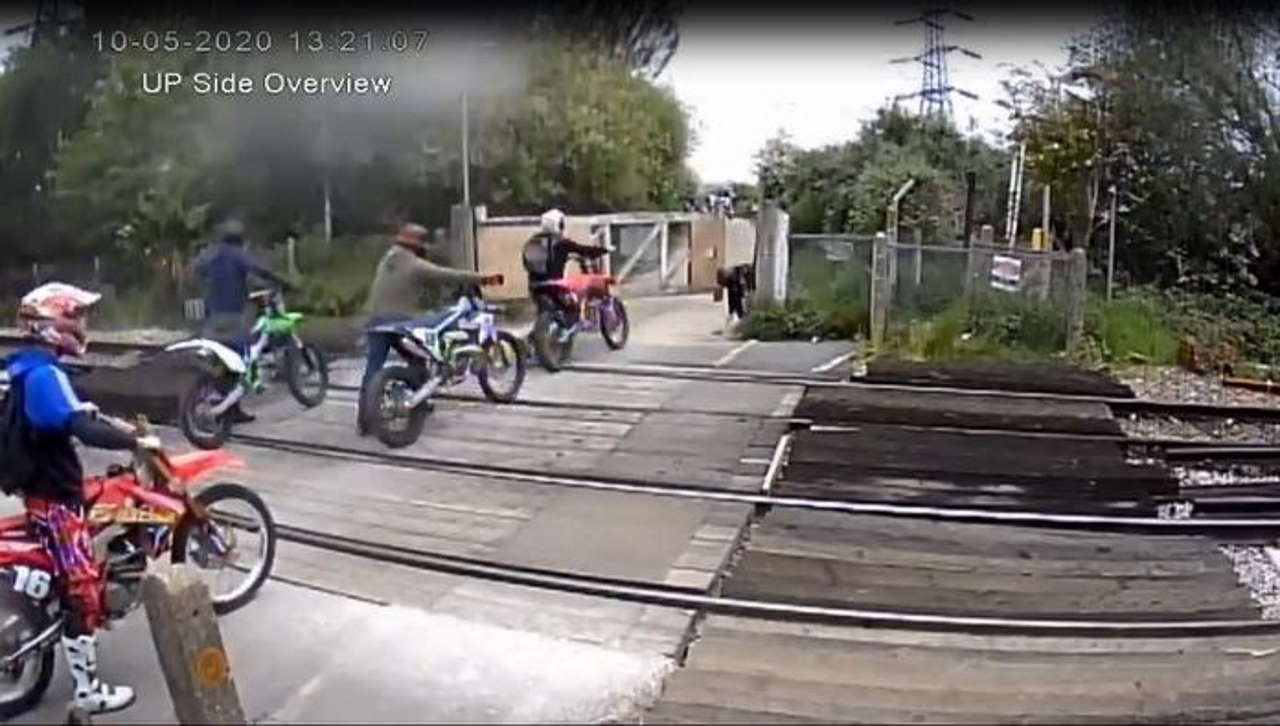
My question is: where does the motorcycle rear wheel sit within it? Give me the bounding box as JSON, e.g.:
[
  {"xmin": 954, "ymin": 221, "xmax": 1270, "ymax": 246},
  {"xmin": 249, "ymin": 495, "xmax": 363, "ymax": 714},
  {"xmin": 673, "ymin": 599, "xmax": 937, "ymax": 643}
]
[
  {"xmin": 364, "ymin": 364, "xmax": 432, "ymax": 448},
  {"xmin": 179, "ymin": 373, "xmax": 233, "ymax": 450},
  {"xmin": 531, "ymin": 311, "xmax": 574, "ymax": 372}
]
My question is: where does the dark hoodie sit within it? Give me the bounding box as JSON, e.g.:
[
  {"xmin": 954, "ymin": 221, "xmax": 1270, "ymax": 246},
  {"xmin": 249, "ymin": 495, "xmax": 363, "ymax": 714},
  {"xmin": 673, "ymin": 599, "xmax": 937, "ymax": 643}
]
[
  {"xmin": 193, "ymin": 230, "xmax": 286, "ymax": 316},
  {"xmin": 5, "ymin": 347, "xmax": 137, "ymax": 503}
]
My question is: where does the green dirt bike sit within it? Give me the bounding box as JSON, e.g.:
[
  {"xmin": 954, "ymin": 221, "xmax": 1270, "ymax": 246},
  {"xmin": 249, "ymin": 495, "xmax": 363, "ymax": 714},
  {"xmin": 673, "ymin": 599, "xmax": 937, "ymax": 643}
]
[{"xmin": 168, "ymin": 287, "xmax": 328, "ymax": 449}]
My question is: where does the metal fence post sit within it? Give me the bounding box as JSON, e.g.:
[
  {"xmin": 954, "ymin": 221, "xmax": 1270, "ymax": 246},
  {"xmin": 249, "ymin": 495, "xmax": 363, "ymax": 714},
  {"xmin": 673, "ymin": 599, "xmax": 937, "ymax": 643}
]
[
  {"xmin": 1065, "ymin": 247, "xmax": 1088, "ymax": 354},
  {"xmin": 870, "ymin": 232, "xmax": 890, "ymax": 352}
]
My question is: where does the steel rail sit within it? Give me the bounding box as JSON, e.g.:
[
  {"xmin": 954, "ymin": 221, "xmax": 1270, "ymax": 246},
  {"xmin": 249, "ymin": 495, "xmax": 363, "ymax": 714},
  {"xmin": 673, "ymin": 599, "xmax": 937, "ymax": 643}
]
[{"xmin": 274, "ymin": 519, "xmax": 1280, "ymax": 637}]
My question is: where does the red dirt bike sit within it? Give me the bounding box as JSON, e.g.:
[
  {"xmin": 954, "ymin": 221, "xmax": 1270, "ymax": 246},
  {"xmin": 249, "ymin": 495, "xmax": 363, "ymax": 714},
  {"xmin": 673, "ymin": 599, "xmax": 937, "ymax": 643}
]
[
  {"xmin": 0, "ymin": 415, "xmax": 277, "ymax": 718},
  {"xmin": 529, "ymin": 253, "xmax": 630, "ymax": 372}
]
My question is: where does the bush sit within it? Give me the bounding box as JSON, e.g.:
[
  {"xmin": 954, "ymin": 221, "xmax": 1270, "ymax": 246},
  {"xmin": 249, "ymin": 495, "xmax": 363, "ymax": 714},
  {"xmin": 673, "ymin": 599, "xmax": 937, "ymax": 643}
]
[
  {"xmin": 739, "ymin": 299, "xmax": 841, "ymax": 341},
  {"xmin": 1084, "ymin": 290, "xmax": 1178, "ymax": 364},
  {"xmin": 968, "ymin": 292, "xmax": 1066, "ymax": 354},
  {"xmin": 760, "ymin": 249, "xmax": 870, "ymax": 341}
]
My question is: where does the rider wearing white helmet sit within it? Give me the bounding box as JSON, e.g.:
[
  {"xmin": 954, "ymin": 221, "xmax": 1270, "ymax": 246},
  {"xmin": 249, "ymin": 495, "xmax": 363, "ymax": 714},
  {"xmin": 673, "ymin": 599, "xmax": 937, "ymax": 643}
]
[
  {"xmin": 522, "ymin": 208, "xmax": 609, "ymax": 334},
  {"xmin": 2, "ymin": 282, "xmax": 159, "ymax": 715}
]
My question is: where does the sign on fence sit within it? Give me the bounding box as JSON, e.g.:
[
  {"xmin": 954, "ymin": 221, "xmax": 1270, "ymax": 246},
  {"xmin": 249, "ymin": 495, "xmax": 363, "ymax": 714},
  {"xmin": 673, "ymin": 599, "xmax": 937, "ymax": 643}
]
[
  {"xmin": 991, "ymin": 255, "xmax": 1022, "ymax": 292},
  {"xmin": 823, "ymin": 240, "xmax": 854, "ymax": 262}
]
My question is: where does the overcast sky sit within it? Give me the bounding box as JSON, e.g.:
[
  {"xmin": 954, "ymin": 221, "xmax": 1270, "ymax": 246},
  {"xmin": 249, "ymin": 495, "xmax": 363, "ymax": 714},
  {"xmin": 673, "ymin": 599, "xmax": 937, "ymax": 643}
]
[{"xmin": 660, "ymin": 2, "xmax": 1107, "ymax": 184}]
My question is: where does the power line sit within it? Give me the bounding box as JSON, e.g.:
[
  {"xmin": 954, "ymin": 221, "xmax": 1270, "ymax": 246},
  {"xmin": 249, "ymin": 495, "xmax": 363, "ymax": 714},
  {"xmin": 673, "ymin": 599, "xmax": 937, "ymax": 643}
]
[{"xmin": 890, "ymin": 7, "xmax": 981, "ymax": 122}]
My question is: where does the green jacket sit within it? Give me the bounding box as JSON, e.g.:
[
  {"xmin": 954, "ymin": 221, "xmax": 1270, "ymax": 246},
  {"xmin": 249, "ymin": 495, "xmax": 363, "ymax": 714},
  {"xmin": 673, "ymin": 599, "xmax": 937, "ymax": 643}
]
[{"xmin": 365, "ymin": 245, "xmax": 486, "ymax": 317}]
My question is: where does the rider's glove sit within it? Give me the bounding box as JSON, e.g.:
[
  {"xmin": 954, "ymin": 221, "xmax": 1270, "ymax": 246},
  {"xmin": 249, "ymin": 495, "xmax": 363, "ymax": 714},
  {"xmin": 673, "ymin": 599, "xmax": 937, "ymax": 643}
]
[{"xmin": 134, "ymin": 435, "xmax": 163, "ymax": 452}]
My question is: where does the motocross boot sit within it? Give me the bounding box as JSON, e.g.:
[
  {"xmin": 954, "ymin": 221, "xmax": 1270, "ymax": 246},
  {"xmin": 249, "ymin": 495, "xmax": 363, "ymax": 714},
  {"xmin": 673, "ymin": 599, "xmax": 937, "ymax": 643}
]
[
  {"xmin": 228, "ymin": 403, "xmax": 256, "ymax": 424},
  {"xmin": 61, "ymin": 634, "xmax": 136, "ymax": 714}
]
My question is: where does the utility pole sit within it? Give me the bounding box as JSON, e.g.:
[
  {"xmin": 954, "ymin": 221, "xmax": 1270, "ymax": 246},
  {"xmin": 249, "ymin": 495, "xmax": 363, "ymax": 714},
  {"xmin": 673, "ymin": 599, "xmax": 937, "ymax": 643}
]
[
  {"xmin": 461, "ymin": 82, "xmax": 470, "ymax": 214},
  {"xmin": 1106, "ymin": 184, "xmax": 1118, "ymax": 299},
  {"xmin": 890, "ymin": 8, "xmax": 981, "ymax": 123}
]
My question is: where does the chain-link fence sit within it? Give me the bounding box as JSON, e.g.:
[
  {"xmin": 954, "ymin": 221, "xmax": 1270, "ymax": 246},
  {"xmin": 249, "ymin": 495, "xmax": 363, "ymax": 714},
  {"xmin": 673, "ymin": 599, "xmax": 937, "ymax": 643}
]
[
  {"xmin": 785, "ymin": 234, "xmax": 876, "ymax": 337},
  {"xmin": 874, "ymin": 242, "xmax": 1083, "ymax": 358}
]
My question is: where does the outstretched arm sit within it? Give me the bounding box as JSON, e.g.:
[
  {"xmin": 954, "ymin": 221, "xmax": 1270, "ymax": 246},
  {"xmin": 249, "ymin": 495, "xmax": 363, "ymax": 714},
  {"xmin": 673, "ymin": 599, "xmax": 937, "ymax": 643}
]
[
  {"xmin": 558, "ymin": 239, "xmax": 608, "ymax": 258},
  {"xmin": 408, "ymin": 254, "xmax": 488, "ymax": 286}
]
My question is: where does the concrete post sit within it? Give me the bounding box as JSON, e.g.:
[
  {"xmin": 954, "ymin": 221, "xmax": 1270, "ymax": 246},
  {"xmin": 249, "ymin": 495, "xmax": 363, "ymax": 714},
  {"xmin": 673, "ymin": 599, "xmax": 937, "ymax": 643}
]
[
  {"xmin": 1065, "ymin": 247, "xmax": 1088, "ymax": 354},
  {"xmin": 142, "ymin": 563, "xmax": 246, "ymax": 724},
  {"xmin": 449, "ymin": 204, "xmax": 477, "ymax": 271},
  {"xmin": 752, "ymin": 202, "xmax": 789, "ymax": 306},
  {"xmin": 869, "ymin": 232, "xmax": 890, "ymax": 351}
]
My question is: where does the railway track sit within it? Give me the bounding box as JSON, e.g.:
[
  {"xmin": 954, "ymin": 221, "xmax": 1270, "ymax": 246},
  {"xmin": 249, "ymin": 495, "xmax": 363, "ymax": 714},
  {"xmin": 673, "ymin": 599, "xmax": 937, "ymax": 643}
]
[
  {"xmin": 226, "ymin": 430, "xmax": 1280, "ymax": 537},
  {"xmin": 270, "ymin": 521, "xmax": 1280, "ymax": 636}
]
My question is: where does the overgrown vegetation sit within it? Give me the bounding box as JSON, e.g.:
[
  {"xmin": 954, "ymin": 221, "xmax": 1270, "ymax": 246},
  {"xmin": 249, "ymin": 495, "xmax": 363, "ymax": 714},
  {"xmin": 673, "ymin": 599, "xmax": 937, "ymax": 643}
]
[{"xmin": 0, "ymin": 8, "xmax": 696, "ymax": 326}]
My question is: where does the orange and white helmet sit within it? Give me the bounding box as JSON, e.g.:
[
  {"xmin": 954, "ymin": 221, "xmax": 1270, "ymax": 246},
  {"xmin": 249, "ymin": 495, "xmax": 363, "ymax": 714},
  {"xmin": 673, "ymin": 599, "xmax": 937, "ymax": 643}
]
[{"xmin": 17, "ymin": 282, "xmax": 102, "ymax": 357}]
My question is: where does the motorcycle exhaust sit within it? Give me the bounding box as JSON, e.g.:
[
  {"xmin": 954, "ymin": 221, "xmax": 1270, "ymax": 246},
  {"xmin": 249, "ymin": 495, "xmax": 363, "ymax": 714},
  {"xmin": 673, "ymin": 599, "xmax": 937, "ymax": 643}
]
[
  {"xmin": 208, "ymin": 385, "xmax": 246, "ymax": 417},
  {"xmin": 0, "ymin": 615, "xmax": 64, "ymax": 669},
  {"xmin": 406, "ymin": 378, "xmax": 441, "ymax": 409}
]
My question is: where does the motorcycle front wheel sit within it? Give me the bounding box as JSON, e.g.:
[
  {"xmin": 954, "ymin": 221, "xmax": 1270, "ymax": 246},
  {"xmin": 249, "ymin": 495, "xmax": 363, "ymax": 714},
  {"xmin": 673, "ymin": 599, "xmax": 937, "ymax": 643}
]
[
  {"xmin": 477, "ymin": 331, "xmax": 526, "ymax": 403},
  {"xmin": 179, "ymin": 372, "xmax": 234, "ymax": 450},
  {"xmin": 285, "ymin": 343, "xmax": 329, "ymax": 408},
  {"xmin": 600, "ymin": 297, "xmax": 630, "ymax": 350},
  {"xmin": 172, "ymin": 482, "xmax": 277, "ymax": 615},
  {"xmin": 364, "ymin": 364, "xmax": 432, "ymax": 448}
]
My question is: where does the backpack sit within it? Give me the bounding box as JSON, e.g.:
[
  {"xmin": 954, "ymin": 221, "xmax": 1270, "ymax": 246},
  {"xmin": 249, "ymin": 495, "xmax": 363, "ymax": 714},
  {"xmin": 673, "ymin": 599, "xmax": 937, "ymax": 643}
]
[
  {"xmin": 0, "ymin": 377, "xmax": 37, "ymax": 496},
  {"xmin": 521, "ymin": 235, "xmax": 553, "ymax": 278}
]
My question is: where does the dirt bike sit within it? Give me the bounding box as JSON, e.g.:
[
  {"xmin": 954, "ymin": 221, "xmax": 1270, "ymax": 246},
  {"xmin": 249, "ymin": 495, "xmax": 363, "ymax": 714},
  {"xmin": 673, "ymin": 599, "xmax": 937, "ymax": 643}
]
[
  {"xmin": 169, "ymin": 287, "xmax": 329, "ymax": 449},
  {"xmin": 363, "ymin": 282, "xmax": 525, "ymax": 448},
  {"xmin": 0, "ymin": 415, "xmax": 277, "ymax": 718},
  {"xmin": 529, "ymin": 253, "xmax": 629, "ymax": 372}
]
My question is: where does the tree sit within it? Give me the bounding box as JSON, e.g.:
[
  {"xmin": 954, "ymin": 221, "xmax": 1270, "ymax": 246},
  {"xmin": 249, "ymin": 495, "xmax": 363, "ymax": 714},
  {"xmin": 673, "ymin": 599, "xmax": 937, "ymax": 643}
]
[
  {"xmin": 0, "ymin": 31, "xmax": 105, "ymax": 261},
  {"xmin": 518, "ymin": 0, "xmax": 683, "ymax": 79}
]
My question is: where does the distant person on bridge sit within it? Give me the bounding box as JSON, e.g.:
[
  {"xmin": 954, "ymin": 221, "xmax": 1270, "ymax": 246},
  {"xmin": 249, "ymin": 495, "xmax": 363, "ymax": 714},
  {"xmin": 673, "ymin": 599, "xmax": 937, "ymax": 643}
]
[
  {"xmin": 357, "ymin": 222, "xmax": 503, "ymax": 436},
  {"xmin": 522, "ymin": 208, "xmax": 610, "ymax": 341},
  {"xmin": 192, "ymin": 218, "xmax": 292, "ymax": 424}
]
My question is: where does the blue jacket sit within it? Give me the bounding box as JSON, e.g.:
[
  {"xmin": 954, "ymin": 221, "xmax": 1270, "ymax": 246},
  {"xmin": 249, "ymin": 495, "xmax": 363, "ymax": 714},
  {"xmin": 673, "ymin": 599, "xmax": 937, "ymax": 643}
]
[
  {"xmin": 6, "ymin": 347, "xmax": 92, "ymax": 433},
  {"xmin": 5, "ymin": 347, "xmax": 91, "ymax": 502},
  {"xmin": 193, "ymin": 241, "xmax": 281, "ymax": 315}
]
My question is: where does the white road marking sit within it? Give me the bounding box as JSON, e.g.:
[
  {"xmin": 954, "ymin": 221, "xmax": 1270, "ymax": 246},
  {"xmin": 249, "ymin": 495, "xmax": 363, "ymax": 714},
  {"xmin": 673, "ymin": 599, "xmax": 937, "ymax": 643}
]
[
  {"xmin": 770, "ymin": 389, "xmax": 804, "ymax": 418},
  {"xmin": 714, "ymin": 339, "xmax": 757, "ymax": 368},
  {"xmin": 811, "ymin": 348, "xmax": 859, "ymax": 373},
  {"xmin": 762, "ymin": 433, "xmax": 793, "ymax": 494}
]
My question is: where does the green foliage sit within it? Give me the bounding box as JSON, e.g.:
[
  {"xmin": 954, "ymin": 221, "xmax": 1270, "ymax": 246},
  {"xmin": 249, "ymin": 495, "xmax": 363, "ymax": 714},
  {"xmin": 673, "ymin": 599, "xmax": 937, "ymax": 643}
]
[
  {"xmin": 1083, "ymin": 290, "xmax": 1178, "ymax": 364},
  {"xmin": 0, "ymin": 33, "xmax": 106, "ymax": 261},
  {"xmin": 753, "ymin": 105, "xmax": 1003, "ymax": 241},
  {"xmin": 282, "ymin": 235, "xmax": 388, "ymax": 318},
  {"xmin": 738, "ymin": 299, "xmax": 841, "ymax": 341},
  {"xmin": 480, "ymin": 41, "xmax": 694, "ymax": 213}
]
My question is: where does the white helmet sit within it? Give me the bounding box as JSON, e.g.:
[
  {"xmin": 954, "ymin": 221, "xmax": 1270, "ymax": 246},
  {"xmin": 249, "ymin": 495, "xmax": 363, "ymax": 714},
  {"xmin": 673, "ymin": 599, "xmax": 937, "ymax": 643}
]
[{"xmin": 540, "ymin": 208, "xmax": 566, "ymax": 235}]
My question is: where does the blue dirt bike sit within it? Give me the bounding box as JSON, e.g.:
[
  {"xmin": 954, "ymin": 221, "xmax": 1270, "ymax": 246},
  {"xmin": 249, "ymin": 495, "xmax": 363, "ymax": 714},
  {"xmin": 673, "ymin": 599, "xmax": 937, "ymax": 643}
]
[{"xmin": 362, "ymin": 285, "xmax": 525, "ymax": 448}]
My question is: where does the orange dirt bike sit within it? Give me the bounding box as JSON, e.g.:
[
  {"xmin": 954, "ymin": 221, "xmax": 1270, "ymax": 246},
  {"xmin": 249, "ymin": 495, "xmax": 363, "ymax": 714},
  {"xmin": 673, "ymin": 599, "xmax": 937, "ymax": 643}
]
[
  {"xmin": 528, "ymin": 253, "xmax": 630, "ymax": 372},
  {"xmin": 0, "ymin": 415, "xmax": 276, "ymax": 718}
]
